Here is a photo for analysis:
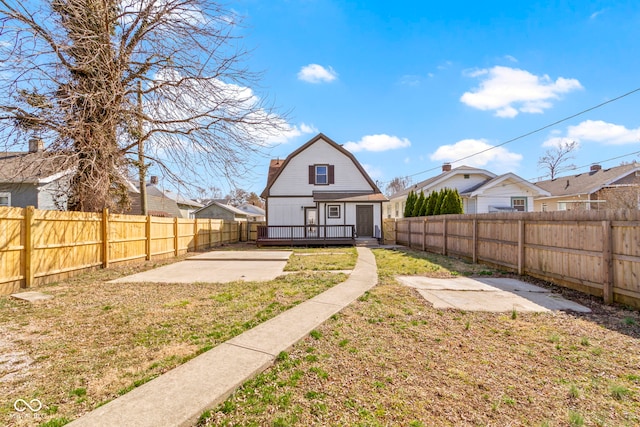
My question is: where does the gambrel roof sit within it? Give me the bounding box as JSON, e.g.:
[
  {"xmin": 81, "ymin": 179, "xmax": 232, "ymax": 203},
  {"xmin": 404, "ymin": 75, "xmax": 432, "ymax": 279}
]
[{"xmin": 261, "ymin": 133, "xmax": 384, "ymax": 199}]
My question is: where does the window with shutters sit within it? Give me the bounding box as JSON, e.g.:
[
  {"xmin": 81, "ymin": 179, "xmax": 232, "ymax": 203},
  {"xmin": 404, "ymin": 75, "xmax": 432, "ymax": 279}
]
[{"xmin": 309, "ymin": 164, "xmax": 334, "ymax": 185}]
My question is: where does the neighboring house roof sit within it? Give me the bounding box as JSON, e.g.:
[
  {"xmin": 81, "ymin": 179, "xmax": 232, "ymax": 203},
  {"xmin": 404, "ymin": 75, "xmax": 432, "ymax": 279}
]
[
  {"xmin": 389, "ymin": 166, "xmax": 496, "ymax": 199},
  {"xmin": 237, "ymin": 203, "xmax": 266, "ymax": 217},
  {"xmin": 162, "ymin": 189, "xmax": 203, "ymax": 209},
  {"xmin": 461, "ymin": 173, "xmax": 551, "ymax": 197},
  {"xmin": 261, "ymin": 133, "xmax": 385, "ymax": 199},
  {"xmin": 194, "ymin": 201, "xmax": 250, "ymax": 217},
  {"xmin": 0, "ymin": 151, "xmax": 74, "ymax": 184},
  {"xmin": 127, "ymin": 191, "xmax": 183, "ymax": 217},
  {"xmin": 535, "ymin": 163, "xmax": 640, "ymax": 198}
]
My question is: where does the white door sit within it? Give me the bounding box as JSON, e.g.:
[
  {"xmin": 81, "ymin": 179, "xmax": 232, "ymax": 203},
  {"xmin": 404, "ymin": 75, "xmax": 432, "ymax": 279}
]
[{"xmin": 305, "ymin": 208, "xmax": 318, "ymax": 237}]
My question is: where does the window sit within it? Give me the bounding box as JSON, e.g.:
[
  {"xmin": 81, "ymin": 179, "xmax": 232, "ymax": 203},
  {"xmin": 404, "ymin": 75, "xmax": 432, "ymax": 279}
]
[
  {"xmin": 309, "ymin": 164, "xmax": 334, "ymax": 185},
  {"xmin": 0, "ymin": 192, "xmax": 10, "ymax": 207},
  {"xmin": 511, "ymin": 197, "xmax": 526, "ymax": 212},
  {"xmin": 328, "ymin": 205, "xmax": 341, "ymax": 218},
  {"xmin": 463, "ymin": 174, "xmax": 470, "ymax": 179},
  {"xmin": 316, "ymin": 165, "xmax": 328, "ymax": 184},
  {"xmin": 542, "ymin": 203, "xmax": 548, "ymax": 212}
]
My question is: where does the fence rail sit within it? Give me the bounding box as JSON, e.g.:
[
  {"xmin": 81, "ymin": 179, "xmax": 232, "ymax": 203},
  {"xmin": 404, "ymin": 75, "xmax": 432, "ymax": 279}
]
[
  {"xmin": 393, "ymin": 210, "xmax": 640, "ymax": 309},
  {"xmin": 0, "ymin": 206, "xmax": 250, "ymax": 295}
]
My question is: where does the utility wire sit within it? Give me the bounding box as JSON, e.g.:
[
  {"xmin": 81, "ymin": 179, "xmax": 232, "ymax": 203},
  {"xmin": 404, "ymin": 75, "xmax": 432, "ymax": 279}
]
[{"xmin": 387, "ymin": 85, "xmax": 640, "ymax": 186}]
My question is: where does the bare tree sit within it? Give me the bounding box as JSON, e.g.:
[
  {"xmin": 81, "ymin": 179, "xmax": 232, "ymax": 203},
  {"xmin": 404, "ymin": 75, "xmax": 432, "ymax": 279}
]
[
  {"xmin": 597, "ymin": 186, "xmax": 640, "ymax": 210},
  {"xmin": 0, "ymin": 0, "xmax": 287, "ymax": 212},
  {"xmin": 537, "ymin": 140, "xmax": 579, "ymax": 180},
  {"xmin": 385, "ymin": 176, "xmax": 412, "ymax": 197}
]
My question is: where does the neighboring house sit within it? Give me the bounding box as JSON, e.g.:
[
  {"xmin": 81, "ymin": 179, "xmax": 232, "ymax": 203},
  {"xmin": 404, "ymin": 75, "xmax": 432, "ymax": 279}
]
[
  {"xmin": 0, "ymin": 139, "xmax": 73, "ymax": 210},
  {"xmin": 260, "ymin": 133, "xmax": 387, "ymax": 242},
  {"xmin": 237, "ymin": 203, "xmax": 266, "ymax": 221},
  {"xmin": 534, "ymin": 163, "xmax": 640, "ymax": 211},
  {"xmin": 387, "ymin": 164, "xmax": 549, "ymax": 218},
  {"xmin": 125, "ymin": 176, "xmax": 203, "ymax": 218},
  {"xmin": 194, "ymin": 201, "xmax": 251, "ymax": 221}
]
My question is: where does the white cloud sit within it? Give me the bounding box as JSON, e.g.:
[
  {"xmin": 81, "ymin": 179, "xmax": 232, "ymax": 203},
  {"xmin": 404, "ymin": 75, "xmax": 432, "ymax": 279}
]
[
  {"xmin": 297, "ymin": 64, "xmax": 338, "ymax": 84},
  {"xmin": 460, "ymin": 66, "xmax": 583, "ymax": 118},
  {"xmin": 567, "ymin": 120, "xmax": 640, "ymax": 145},
  {"xmin": 343, "ymin": 134, "xmax": 411, "ymax": 153},
  {"xmin": 543, "ymin": 120, "xmax": 640, "ymax": 147},
  {"xmin": 262, "ymin": 122, "xmax": 318, "ymax": 145},
  {"xmin": 504, "ymin": 55, "xmax": 518, "ymax": 63},
  {"xmin": 590, "ymin": 9, "xmax": 607, "ymax": 20},
  {"xmin": 430, "ymin": 139, "xmax": 522, "ymax": 172}
]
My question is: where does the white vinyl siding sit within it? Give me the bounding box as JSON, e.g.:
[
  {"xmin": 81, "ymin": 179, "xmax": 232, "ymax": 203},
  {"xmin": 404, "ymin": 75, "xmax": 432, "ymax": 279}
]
[{"xmin": 269, "ymin": 138, "xmax": 372, "ymax": 196}]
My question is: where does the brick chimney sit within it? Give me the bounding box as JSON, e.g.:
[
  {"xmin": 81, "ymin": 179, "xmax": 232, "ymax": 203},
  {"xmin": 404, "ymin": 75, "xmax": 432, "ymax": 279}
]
[
  {"xmin": 590, "ymin": 164, "xmax": 602, "ymax": 172},
  {"xmin": 442, "ymin": 163, "xmax": 452, "ymax": 172},
  {"xmin": 28, "ymin": 138, "xmax": 44, "ymax": 153},
  {"xmin": 150, "ymin": 176, "xmax": 158, "ymax": 185}
]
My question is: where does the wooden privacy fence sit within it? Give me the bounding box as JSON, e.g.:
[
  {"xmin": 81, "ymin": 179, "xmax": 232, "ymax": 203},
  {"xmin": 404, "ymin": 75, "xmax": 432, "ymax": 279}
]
[
  {"xmin": 394, "ymin": 210, "xmax": 640, "ymax": 309},
  {"xmin": 0, "ymin": 206, "xmax": 243, "ymax": 295}
]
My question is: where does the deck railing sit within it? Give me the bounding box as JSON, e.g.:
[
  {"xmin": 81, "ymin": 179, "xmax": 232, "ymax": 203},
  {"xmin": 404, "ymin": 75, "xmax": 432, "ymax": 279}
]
[{"xmin": 257, "ymin": 225, "xmax": 356, "ymax": 244}]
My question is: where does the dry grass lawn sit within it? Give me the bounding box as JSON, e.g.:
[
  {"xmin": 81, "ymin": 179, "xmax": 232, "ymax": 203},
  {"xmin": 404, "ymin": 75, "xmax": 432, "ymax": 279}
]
[
  {"xmin": 203, "ymin": 248, "xmax": 640, "ymax": 427},
  {"xmin": 0, "ymin": 247, "xmax": 350, "ymax": 426}
]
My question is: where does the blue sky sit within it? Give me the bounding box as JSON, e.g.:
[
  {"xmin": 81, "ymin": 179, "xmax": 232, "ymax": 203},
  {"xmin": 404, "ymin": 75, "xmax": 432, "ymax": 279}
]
[{"xmin": 228, "ymin": 0, "xmax": 640, "ymax": 195}]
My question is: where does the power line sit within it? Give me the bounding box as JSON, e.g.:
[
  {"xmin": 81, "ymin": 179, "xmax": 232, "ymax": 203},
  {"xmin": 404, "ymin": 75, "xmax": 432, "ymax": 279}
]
[{"xmin": 386, "ymin": 85, "xmax": 640, "ymax": 186}]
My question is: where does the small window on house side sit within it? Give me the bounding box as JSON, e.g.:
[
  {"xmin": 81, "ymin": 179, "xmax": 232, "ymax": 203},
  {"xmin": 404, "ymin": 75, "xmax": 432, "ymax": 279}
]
[
  {"xmin": 315, "ymin": 165, "xmax": 328, "ymax": 185},
  {"xmin": 328, "ymin": 205, "xmax": 340, "ymax": 218},
  {"xmin": 0, "ymin": 192, "xmax": 10, "ymax": 207},
  {"xmin": 512, "ymin": 197, "xmax": 526, "ymax": 212},
  {"xmin": 542, "ymin": 203, "xmax": 547, "ymax": 212},
  {"xmin": 463, "ymin": 174, "xmax": 470, "ymax": 179}
]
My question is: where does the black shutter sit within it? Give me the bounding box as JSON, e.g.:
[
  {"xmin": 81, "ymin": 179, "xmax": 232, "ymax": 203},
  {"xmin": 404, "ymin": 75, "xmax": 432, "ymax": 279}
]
[
  {"xmin": 328, "ymin": 165, "xmax": 335, "ymax": 184},
  {"xmin": 309, "ymin": 165, "xmax": 315, "ymax": 184}
]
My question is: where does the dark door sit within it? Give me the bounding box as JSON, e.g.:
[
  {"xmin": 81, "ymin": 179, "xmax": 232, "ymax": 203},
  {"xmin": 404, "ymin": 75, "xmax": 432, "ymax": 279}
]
[{"xmin": 356, "ymin": 205, "xmax": 374, "ymax": 237}]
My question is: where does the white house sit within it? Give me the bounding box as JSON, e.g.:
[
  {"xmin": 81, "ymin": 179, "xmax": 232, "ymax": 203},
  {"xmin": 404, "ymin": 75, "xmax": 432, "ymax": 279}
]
[
  {"xmin": 260, "ymin": 133, "xmax": 387, "ymax": 243},
  {"xmin": 386, "ymin": 164, "xmax": 549, "ymax": 218}
]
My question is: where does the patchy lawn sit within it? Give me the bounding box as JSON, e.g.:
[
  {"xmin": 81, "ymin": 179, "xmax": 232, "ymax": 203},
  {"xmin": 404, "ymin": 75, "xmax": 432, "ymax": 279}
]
[
  {"xmin": 284, "ymin": 248, "xmax": 358, "ymax": 272},
  {"xmin": 0, "ymin": 247, "xmax": 349, "ymax": 426},
  {"xmin": 204, "ymin": 248, "xmax": 640, "ymax": 427}
]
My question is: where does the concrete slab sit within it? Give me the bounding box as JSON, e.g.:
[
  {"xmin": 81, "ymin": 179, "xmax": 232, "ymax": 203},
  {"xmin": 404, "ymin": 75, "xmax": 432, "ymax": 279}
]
[
  {"xmin": 10, "ymin": 291, "xmax": 54, "ymax": 302},
  {"xmin": 109, "ymin": 251, "xmax": 292, "ymax": 284},
  {"xmin": 188, "ymin": 250, "xmax": 292, "ymax": 261},
  {"xmin": 399, "ymin": 276, "xmax": 590, "ymax": 313}
]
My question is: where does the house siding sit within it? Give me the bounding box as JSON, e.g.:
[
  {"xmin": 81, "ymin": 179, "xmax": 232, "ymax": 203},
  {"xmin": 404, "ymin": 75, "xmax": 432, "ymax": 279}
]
[
  {"xmin": 269, "ymin": 139, "xmax": 372, "ymax": 196},
  {"xmin": 267, "ymin": 197, "xmax": 314, "ymax": 226}
]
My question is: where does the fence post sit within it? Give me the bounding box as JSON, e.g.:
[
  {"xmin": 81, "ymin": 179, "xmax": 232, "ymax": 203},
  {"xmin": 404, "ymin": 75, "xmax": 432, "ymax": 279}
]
[
  {"xmin": 602, "ymin": 220, "xmax": 613, "ymax": 304},
  {"xmin": 23, "ymin": 206, "xmax": 34, "ymax": 289},
  {"xmin": 472, "ymin": 218, "xmax": 478, "ymax": 264},
  {"xmin": 422, "ymin": 219, "xmax": 426, "ymax": 251},
  {"xmin": 146, "ymin": 215, "xmax": 152, "ymax": 261},
  {"xmin": 442, "ymin": 218, "xmax": 447, "ymax": 256},
  {"xmin": 102, "ymin": 208, "xmax": 109, "ymax": 268},
  {"xmin": 193, "ymin": 219, "xmax": 199, "ymax": 252},
  {"xmin": 174, "ymin": 217, "xmax": 179, "ymax": 256},
  {"xmin": 517, "ymin": 220, "xmax": 525, "ymax": 275},
  {"xmin": 209, "ymin": 219, "xmax": 213, "ymax": 248}
]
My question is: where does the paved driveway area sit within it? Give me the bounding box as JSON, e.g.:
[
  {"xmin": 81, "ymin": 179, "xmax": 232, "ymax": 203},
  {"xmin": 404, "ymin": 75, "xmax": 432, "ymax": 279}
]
[
  {"xmin": 397, "ymin": 276, "xmax": 591, "ymax": 312},
  {"xmin": 109, "ymin": 251, "xmax": 292, "ymax": 284}
]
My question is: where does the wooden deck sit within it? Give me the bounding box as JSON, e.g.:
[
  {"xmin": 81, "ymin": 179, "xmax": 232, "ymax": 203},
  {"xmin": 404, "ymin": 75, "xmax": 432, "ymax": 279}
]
[{"xmin": 256, "ymin": 225, "xmax": 356, "ymax": 247}]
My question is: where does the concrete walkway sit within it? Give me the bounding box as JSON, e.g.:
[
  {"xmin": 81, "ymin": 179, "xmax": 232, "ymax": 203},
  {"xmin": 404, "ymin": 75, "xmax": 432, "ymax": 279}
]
[{"xmin": 67, "ymin": 247, "xmax": 377, "ymax": 427}]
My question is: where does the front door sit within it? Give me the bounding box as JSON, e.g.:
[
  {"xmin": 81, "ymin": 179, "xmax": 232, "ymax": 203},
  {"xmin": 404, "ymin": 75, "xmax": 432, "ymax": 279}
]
[
  {"xmin": 305, "ymin": 207, "xmax": 318, "ymax": 237},
  {"xmin": 356, "ymin": 205, "xmax": 374, "ymax": 237}
]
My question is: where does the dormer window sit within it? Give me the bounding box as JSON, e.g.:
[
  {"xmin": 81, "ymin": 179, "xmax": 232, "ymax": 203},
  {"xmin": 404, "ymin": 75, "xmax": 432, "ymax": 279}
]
[{"xmin": 309, "ymin": 164, "xmax": 334, "ymax": 185}]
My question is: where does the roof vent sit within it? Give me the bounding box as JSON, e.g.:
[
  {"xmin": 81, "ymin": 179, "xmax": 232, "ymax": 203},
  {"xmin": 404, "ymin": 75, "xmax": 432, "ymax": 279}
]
[{"xmin": 590, "ymin": 164, "xmax": 602, "ymax": 172}]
